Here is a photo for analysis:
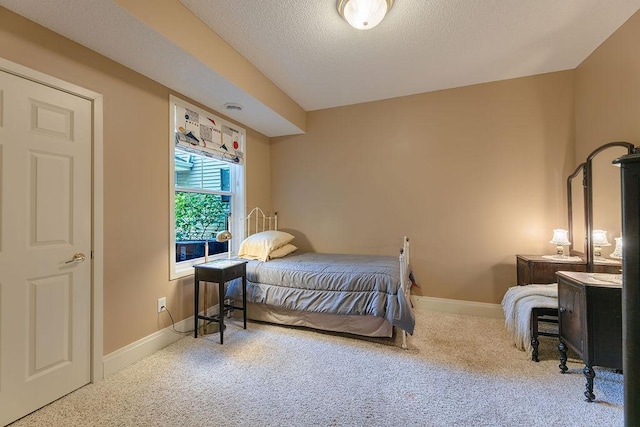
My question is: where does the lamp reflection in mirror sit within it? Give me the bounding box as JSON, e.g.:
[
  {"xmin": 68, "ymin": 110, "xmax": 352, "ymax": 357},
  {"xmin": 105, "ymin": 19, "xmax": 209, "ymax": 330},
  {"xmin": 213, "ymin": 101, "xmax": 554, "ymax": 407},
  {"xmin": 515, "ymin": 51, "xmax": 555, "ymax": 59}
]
[
  {"xmin": 337, "ymin": 0, "xmax": 394, "ymax": 30},
  {"xmin": 549, "ymin": 229, "xmax": 571, "ymax": 259},
  {"xmin": 592, "ymin": 229, "xmax": 611, "ymax": 260},
  {"xmin": 610, "ymin": 236, "xmax": 623, "ymax": 259},
  {"xmin": 216, "ymin": 230, "xmax": 233, "ymax": 259}
]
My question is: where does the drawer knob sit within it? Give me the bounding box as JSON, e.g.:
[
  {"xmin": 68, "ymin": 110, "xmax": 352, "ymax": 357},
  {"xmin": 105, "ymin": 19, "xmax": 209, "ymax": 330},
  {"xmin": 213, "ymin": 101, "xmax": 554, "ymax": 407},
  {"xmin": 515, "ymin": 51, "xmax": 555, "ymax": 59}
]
[{"xmin": 559, "ymin": 307, "xmax": 566, "ymax": 313}]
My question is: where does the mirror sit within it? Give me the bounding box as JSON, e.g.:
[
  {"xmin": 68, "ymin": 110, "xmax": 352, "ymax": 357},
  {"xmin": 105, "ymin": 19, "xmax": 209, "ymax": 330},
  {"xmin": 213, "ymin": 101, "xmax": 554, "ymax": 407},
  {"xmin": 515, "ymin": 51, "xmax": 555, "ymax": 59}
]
[
  {"xmin": 584, "ymin": 142, "xmax": 634, "ymax": 270},
  {"xmin": 567, "ymin": 163, "xmax": 585, "ymax": 256}
]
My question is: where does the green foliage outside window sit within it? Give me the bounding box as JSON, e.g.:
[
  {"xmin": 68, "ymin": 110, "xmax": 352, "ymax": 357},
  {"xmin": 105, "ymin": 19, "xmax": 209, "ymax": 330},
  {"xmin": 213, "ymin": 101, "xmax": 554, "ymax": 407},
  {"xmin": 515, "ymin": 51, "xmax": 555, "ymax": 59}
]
[{"xmin": 175, "ymin": 192, "xmax": 228, "ymax": 241}]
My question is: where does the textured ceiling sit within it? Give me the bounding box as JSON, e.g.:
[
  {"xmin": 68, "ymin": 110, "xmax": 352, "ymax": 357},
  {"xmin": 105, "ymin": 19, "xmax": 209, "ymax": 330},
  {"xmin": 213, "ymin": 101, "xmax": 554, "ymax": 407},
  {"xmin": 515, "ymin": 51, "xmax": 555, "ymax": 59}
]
[
  {"xmin": 182, "ymin": 0, "xmax": 640, "ymax": 111},
  {"xmin": 1, "ymin": 0, "xmax": 640, "ymax": 136}
]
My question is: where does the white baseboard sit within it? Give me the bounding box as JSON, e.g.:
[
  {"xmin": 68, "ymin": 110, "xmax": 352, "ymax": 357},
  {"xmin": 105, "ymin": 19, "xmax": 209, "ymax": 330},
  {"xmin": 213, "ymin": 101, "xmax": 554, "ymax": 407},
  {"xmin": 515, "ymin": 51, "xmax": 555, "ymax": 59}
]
[
  {"xmin": 411, "ymin": 295, "xmax": 504, "ymax": 319},
  {"xmin": 103, "ymin": 298, "xmax": 502, "ymax": 377},
  {"xmin": 102, "ymin": 306, "xmax": 220, "ymax": 378}
]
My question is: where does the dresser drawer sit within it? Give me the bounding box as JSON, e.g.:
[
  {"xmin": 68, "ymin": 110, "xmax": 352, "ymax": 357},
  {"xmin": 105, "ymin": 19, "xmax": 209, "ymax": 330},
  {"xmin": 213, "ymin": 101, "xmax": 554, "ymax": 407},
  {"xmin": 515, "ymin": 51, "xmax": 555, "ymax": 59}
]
[
  {"xmin": 516, "ymin": 254, "xmax": 586, "ymax": 285},
  {"xmin": 558, "ymin": 278, "xmax": 585, "ymax": 356}
]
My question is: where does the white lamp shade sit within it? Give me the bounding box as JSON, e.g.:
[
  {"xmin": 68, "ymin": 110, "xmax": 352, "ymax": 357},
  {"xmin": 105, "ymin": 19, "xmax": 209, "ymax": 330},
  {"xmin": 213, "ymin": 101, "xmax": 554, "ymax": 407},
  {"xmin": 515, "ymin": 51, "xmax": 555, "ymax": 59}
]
[
  {"xmin": 215, "ymin": 230, "xmax": 232, "ymax": 243},
  {"xmin": 549, "ymin": 229, "xmax": 571, "ymax": 246},
  {"xmin": 611, "ymin": 237, "xmax": 623, "ymax": 259},
  {"xmin": 592, "ymin": 229, "xmax": 611, "ymax": 247},
  {"xmin": 338, "ymin": 0, "xmax": 391, "ymax": 30}
]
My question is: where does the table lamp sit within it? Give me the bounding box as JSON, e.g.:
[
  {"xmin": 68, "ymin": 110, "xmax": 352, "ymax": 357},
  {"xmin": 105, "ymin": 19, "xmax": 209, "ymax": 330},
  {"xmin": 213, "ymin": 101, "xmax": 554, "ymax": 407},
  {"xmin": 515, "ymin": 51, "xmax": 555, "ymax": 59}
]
[
  {"xmin": 216, "ymin": 230, "xmax": 232, "ymax": 259},
  {"xmin": 610, "ymin": 236, "xmax": 623, "ymax": 259},
  {"xmin": 549, "ymin": 229, "xmax": 571, "ymax": 259},
  {"xmin": 592, "ymin": 229, "xmax": 611, "ymax": 261}
]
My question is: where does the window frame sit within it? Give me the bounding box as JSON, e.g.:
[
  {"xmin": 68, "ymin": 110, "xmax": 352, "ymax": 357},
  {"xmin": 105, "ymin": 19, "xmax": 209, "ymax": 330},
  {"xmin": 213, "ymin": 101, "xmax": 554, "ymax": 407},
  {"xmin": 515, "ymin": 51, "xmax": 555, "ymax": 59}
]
[{"xmin": 169, "ymin": 95, "xmax": 245, "ymax": 280}]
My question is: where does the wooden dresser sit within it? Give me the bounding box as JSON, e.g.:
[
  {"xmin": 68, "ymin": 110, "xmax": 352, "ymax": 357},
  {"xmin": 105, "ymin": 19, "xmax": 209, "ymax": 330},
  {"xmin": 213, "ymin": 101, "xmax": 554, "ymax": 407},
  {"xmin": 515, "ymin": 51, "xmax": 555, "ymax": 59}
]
[
  {"xmin": 516, "ymin": 255, "xmax": 585, "ymax": 285},
  {"xmin": 516, "ymin": 254, "xmax": 621, "ymax": 285},
  {"xmin": 556, "ymin": 271, "xmax": 622, "ymax": 402}
]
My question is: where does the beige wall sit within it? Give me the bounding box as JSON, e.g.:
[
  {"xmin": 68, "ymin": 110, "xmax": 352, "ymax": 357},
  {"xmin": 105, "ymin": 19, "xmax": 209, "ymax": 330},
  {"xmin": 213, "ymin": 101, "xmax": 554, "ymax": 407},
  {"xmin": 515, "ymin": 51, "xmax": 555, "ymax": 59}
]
[
  {"xmin": 575, "ymin": 10, "xmax": 640, "ymax": 160},
  {"xmin": 573, "ymin": 10, "xmax": 640, "ymax": 251},
  {"xmin": 272, "ymin": 71, "xmax": 575, "ymax": 304},
  {"xmin": 0, "ymin": 7, "xmax": 272, "ymax": 354}
]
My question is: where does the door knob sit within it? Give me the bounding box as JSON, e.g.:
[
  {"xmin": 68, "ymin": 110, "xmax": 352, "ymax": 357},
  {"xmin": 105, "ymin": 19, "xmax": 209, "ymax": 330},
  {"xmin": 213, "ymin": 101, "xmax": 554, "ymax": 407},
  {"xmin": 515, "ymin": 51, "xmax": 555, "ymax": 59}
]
[{"xmin": 65, "ymin": 253, "xmax": 86, "ymax": 264}]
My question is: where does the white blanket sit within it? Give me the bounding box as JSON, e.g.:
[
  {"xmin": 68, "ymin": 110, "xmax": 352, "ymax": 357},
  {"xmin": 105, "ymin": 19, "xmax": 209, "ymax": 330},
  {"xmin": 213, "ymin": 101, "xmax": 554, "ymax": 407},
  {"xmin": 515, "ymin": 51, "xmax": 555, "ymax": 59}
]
[{"xmin": 501, "ymin": 284, "xmax": 558, "ymax": 354}]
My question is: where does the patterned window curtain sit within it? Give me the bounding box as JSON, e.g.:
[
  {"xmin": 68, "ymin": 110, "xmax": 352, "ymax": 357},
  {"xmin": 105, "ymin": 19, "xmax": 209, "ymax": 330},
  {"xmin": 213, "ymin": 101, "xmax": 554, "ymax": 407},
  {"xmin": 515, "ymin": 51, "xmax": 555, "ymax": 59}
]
[{"xmin": 174, "ymin": 103, "xmax": 245, "ymax": 165}]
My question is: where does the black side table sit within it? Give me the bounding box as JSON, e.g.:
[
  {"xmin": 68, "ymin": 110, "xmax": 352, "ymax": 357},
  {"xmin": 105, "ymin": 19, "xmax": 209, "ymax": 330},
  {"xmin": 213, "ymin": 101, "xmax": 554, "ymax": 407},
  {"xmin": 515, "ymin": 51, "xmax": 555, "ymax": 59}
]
[{"xmin": 193, "ymin": 259, "xmax": 247, "ymax": 344}]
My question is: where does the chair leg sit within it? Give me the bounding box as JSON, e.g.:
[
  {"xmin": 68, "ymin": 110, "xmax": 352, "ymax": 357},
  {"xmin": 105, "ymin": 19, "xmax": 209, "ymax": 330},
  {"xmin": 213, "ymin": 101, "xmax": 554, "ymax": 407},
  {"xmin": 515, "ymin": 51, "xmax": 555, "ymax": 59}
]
[
  {"xmin": 531, "ymin": 336, "xmax": 540, "ymax": 362},
  {"xmin": 530, "ymin": 309, "xmax": 540, "ymax": 362}
]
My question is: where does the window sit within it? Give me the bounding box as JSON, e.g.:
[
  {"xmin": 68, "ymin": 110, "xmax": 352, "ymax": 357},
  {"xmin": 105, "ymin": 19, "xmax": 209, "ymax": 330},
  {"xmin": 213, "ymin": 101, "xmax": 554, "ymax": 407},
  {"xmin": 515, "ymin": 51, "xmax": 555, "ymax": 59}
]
[{"xmin": 169, "ymin": 96, "xmax": 245, "ymax": 279}]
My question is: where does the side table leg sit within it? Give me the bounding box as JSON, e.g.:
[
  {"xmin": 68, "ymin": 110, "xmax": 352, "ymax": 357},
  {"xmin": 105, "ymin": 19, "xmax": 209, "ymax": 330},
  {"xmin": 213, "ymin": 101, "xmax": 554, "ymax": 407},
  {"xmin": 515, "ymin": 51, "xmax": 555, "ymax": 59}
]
[
  {"xmin": 194, "ymin": 273, "xmax": 199, "ymax": 338},
  {"xmin": 583, "ymin": 365, "xmax": 595, "ymax": 402},
  {"xmin": 219, "ymin": 281, "xmax": 224, "ymax": 345},
  {"xmin": 558, "ymin": 341, "xmax": 568, "ymax": 373},
  {"xmin": 242, "ymin": 275, "xmax": 247, "ymax": 329}
]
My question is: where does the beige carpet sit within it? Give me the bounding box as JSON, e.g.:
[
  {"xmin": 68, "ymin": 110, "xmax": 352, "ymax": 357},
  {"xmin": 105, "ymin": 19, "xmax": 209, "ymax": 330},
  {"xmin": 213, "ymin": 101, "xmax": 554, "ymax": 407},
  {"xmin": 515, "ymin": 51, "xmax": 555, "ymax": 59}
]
[{"xmin": 10, "ymin": 309, "xmax": 623, "ymax": 426}]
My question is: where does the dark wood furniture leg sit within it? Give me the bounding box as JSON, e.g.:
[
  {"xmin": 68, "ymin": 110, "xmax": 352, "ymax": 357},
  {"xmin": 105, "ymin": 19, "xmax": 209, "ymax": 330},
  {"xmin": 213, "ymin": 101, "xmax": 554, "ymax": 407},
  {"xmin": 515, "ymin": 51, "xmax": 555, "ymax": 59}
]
[
  {"xmin": 218, "ymin": 280, "xmax": 225, "ymax": 345},
  {"xmin": 194, "ymin": 268, "xmax": 200, "ymax": 338},
  {"xmin": 530, "ymin": 307, "xmax": 559, "ymax": 362},
  {"xmin": 558, "ymin": 340, "xmax": 568, "ymax": 373},
  {"xmin": 531, "ymin": 309, "xmax": 540, "ymax": 362},
  {"xmin": 242, "ymin": 274, "xmax": 247, "ymax": 329},
  {"xmin": 583, "ymin": 365, "xmax": 596, "ymax": 402}
]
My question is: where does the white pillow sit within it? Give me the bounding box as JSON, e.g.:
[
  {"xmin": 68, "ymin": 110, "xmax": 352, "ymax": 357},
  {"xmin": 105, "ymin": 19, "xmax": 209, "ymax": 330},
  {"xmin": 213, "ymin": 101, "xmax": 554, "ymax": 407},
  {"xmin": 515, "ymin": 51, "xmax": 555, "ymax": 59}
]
[
  {"xmin": 238, "ymin": 230, "xmax": 295, "ymax": 261},
  {"xmin": 268, "ymin": 243, "xmax": 297, "ymax": 260}
]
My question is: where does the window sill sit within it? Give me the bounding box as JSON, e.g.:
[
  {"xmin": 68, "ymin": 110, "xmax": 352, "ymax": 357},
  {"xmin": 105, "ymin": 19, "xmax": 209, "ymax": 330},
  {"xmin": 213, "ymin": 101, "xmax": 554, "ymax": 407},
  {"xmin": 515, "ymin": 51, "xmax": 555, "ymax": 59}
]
[{"xmin": 170, "ymin": 253, "xmax": 231, "ymax": 281}]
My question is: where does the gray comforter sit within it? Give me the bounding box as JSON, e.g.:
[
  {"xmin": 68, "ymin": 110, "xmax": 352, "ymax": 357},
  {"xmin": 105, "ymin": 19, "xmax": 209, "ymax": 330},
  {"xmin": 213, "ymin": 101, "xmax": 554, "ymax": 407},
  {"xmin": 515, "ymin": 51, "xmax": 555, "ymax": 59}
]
[{"xmin": 225, "ymin": 252, "xmax": 415, "ymax": 334}]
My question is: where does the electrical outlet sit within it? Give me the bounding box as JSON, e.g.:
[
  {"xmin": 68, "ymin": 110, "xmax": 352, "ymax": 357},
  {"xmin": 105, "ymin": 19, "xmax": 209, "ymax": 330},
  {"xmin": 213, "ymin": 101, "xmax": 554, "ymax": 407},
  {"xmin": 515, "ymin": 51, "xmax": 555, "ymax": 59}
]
[{"xmin": 157, "ymin": 297, "xmax": 166, "ymax": 313}]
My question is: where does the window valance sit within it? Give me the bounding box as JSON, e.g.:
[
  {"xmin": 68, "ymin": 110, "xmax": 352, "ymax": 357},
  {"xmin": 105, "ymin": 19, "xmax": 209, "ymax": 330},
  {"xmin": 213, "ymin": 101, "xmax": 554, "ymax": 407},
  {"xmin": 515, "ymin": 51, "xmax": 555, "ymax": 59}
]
[{"xmin": 174, "ymin": 102, "xmax": 245, "ymax": 165}]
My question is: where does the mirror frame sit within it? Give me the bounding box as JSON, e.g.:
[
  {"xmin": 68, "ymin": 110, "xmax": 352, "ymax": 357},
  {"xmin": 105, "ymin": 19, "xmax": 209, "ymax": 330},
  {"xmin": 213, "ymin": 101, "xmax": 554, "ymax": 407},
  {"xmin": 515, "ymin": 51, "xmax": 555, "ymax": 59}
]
[
  {"xmin": 583, "ymin": 141, "xmax": 635, "ymax": 271},
  {"xmin": 567, "ymin": 162, "xmax": 586, "ymax": 257}
]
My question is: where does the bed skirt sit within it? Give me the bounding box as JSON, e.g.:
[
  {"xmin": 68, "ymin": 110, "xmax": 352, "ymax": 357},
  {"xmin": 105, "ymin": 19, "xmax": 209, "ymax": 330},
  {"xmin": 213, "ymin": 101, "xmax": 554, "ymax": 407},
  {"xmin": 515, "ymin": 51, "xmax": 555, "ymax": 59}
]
[{"xmin": 243, "ymin": 302, "xmax": 393, "ymax": 338}]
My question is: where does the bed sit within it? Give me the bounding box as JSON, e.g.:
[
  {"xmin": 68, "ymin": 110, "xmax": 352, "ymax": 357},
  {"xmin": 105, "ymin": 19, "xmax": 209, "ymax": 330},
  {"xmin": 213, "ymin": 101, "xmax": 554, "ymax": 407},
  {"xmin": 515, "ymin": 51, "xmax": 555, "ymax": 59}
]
[{"xmin": 224, "ymin": 208, "xmax": 415, "ymax": 348}]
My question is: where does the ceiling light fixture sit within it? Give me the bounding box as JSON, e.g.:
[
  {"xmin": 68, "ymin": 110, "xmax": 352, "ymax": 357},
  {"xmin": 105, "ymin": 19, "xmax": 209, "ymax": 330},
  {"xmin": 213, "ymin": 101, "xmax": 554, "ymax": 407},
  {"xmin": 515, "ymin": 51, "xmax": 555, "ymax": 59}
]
[
  {"xmin": 337, "ymin": 0, "xmax": 394, "ymax": 30},
  {"xmin": 224, "ymin": 103, "xmax": 243, "ymax": 112}
]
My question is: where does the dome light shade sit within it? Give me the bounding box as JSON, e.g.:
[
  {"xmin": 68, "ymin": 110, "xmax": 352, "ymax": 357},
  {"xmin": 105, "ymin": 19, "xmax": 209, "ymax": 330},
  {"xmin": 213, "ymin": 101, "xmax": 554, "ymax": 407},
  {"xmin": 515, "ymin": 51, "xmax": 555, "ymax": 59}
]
[{"xmin": 337, "ymin": 0, "xmax": 394, "ymax": 30}]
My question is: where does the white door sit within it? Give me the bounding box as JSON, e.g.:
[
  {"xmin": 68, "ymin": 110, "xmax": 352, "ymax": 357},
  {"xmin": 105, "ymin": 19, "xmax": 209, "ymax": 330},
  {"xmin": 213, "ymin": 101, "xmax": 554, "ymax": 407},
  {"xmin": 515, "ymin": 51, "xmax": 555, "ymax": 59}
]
[{"xmin": 0, "ymin": 70, "xmax": 92, "ymax": 426}]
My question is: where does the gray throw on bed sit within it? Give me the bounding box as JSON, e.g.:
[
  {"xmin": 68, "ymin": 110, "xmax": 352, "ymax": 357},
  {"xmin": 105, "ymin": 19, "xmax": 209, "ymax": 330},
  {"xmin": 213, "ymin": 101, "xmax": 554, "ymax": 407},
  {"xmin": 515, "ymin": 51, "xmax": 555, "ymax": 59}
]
[{"xmin": 225, "ymin": 252, "xmax": 415, "ymax": 335}]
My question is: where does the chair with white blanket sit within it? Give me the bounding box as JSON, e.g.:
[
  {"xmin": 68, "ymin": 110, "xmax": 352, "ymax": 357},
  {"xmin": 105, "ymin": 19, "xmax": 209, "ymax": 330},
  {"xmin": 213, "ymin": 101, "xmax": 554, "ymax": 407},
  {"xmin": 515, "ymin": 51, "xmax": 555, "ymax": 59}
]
[{"xmin": 502, "ymin": 284, "xmax": 558, "ymax": 362}]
